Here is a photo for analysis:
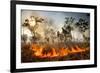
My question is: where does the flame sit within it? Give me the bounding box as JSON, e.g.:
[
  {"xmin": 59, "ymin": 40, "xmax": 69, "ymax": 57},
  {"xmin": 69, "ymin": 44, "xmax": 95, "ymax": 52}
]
[{"xmin": 31, "ymin": 44, "xmax": 89, "ymax": 58}]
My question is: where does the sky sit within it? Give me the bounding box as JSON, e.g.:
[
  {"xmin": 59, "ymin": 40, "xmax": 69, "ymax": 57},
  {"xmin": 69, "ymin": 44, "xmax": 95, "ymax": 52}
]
[{"xmin": 21, "ymin": 10, "xmax": 90, "ymax": 32}]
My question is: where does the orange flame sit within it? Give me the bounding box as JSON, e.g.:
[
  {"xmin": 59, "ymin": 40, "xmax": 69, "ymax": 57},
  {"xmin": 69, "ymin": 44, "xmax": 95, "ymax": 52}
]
[{"xmin": 31, "ymin": 44, "xmax": 89, "ymax": 58}]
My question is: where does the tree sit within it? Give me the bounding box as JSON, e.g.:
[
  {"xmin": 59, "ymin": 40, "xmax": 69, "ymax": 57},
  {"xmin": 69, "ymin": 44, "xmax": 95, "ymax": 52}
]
[
  {"xmin": 65, "ymin": 17, "xmax": 75, "ymax": 25},
  {"xmin": 60, "ymin": 17, "xmax": 75, "ymax": 42},
  {"xmin": 75, "ymin": 18, "xmax": 89, "ymax": 32},
  {"xmin": 63, "ymin": 17, "xmax": 75, "ymax": 33}
]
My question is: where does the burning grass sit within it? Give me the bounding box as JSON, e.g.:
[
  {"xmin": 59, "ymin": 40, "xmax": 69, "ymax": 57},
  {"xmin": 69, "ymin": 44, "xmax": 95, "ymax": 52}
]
[{"xmin": 21, "ymin": 42, "xmax": 90, "ymax": 63}]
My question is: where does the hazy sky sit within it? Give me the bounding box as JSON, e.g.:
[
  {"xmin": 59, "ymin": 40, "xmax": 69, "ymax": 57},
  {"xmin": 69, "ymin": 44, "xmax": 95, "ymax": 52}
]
[{"xmin": 22, "ymin": 10, "xmax": 90, "ymax": 31}]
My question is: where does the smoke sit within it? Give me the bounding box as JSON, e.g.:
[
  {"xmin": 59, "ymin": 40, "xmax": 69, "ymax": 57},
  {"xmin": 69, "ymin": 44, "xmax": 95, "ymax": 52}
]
[
  {"xmin": 21, "ymin": 10, "xmax": 40, "ymax": 24},
  {"xmin": 21, "ymin": 10, "xmax": 57, "ymax": 42},
  {"xmin": 21, "ymin": 10, "xmax": 90, "ymax": 44}
]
